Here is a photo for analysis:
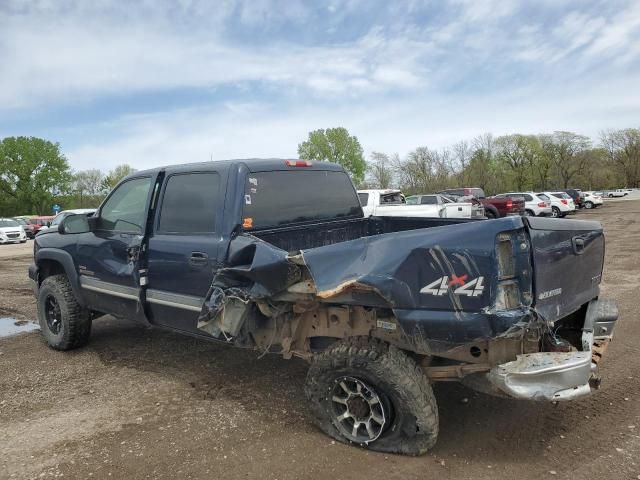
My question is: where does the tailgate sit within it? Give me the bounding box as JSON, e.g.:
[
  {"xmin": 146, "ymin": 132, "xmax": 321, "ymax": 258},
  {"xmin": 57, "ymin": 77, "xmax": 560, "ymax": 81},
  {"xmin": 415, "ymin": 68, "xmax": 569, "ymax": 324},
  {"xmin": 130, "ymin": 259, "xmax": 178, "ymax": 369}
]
[{"xmin": 526, "ymin": 217, "xmax": 604, "ymax": 322}]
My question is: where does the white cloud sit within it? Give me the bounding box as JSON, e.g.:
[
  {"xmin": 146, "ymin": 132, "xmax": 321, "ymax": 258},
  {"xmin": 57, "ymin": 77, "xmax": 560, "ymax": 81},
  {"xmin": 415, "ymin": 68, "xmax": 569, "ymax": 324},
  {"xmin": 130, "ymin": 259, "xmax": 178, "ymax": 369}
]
[{"xmin": 64, "ymin": 72, "xmax": 640, "ymax": 171}]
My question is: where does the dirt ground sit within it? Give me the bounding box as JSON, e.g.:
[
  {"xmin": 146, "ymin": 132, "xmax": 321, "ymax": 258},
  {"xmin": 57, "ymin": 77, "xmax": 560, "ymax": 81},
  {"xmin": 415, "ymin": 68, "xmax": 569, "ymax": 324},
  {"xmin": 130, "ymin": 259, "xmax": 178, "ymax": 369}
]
[{"xmin": 1, "ymin": 201, "xmax": 639, "ymax": 480}]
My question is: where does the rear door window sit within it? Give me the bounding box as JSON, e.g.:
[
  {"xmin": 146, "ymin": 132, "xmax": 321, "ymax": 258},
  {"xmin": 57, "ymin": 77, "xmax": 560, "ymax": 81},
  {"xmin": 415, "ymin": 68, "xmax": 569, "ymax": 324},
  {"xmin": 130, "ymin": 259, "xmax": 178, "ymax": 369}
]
[
  {"xmin": 158, "ymin": 172, "xmax": 220, "ymax": 234},
  {"xmin": 243, "ymin": 170, "xmax": 361, "ymax": 229},
  {"xmin": 358, "ymin": 193, "xmax": 369, "ymax": 206},
  {"xmin": 420, "ymin": 196, "xmax": 438, "ymax": 205}
]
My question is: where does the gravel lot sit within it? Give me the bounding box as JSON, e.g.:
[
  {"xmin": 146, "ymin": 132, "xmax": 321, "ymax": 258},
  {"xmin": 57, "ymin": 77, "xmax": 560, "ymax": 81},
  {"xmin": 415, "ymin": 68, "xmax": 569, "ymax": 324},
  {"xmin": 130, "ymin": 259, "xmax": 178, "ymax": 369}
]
[{"xmin": 1, "ymin": 201, "xmax": 639, "ymax": 480}]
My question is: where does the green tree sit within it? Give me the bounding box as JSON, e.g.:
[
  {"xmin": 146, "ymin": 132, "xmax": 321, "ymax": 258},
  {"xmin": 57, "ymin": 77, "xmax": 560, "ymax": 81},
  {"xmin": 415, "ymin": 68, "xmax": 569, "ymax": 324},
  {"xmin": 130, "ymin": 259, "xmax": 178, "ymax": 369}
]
[
  {"xmin": 73, "ymin": 169, "xmax": 105, "ymax": 207},
  {"xmin": 102, "ymin": 164, "xmax": 137, "ymax": 191},
  {"xmin": 601, "ymin": 128, "xmax": 640, "ymax": 188},
  {"xmin": 495, "ymin": 134, "xmax": 532, "ymax": 191},
  {"xmin": 366, "ymin": 152, "xmax": 394, "ymax": 188},
  {"xmin": 0, "ymin": 136, "xmax": 72, "ymax": 215},
  {"xmin": 548, "ymin": 131, "xmax": 591, "ymax": 188},
  {"xmin": 297, "ymin": 127, "xmax": 366, "ymax": 183}
]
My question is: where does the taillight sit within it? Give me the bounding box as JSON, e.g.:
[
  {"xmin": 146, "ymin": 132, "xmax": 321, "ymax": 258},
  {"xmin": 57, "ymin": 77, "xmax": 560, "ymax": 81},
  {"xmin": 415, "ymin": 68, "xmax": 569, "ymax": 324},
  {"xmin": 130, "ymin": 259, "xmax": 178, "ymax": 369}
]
[
  {"xmin": 285, "ymin": 160, "xmax": 312, "ymax": 167},
  {"xmin": 537, "ymin": 202, "xmax": 545, "ymax": 207},
  {"xmin": 561, "ymin": 199, "xmax": 568, "ymax": 205},
  {"xmin": 506, "ymin": 200, "xmax": 513, "ymax": 209}
]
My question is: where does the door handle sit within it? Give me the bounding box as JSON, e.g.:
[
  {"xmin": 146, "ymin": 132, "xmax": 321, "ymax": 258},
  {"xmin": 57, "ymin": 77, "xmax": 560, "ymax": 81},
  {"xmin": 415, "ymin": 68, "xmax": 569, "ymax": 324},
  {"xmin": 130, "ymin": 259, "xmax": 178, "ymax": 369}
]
[
  {"xmin": 572, "ymin": 237, "xmax": 585, "ymax": 255},
  {"xmin": 189, "ymin": 251, "xmax": 209, "ymax": 266}
]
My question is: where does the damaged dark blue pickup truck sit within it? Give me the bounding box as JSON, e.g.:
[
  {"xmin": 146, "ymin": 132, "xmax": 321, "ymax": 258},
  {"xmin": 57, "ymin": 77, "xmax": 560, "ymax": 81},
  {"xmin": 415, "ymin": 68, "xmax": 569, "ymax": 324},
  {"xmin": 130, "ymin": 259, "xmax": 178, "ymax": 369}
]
[{"xmin": 29, "ymin": 159, "xmax": 618, "ymax": 455}]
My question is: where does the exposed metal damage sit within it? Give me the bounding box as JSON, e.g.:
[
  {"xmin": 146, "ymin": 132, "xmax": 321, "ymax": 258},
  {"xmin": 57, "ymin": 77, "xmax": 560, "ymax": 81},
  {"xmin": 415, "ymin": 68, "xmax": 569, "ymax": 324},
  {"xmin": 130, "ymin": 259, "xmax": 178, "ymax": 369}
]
[{"xmin": 195, "ymin": 228, "xmax": 617, "ymax": 396}]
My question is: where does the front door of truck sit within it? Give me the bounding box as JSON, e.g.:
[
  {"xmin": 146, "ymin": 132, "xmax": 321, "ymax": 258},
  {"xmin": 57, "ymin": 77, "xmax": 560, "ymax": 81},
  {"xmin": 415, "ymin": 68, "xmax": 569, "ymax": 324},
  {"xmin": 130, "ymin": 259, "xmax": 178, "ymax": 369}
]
[
  {"xmin": 75, "ymin": 175, "xmax": 157, "ymax": 320},
  {"xmin": 145, "ymin": 169, "xmax": 227, "ymax": 334}
]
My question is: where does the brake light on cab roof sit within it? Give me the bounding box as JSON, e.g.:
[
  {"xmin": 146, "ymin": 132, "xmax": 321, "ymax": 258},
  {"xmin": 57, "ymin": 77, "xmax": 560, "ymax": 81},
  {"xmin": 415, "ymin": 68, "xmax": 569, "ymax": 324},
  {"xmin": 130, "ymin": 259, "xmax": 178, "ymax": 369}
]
[
  {"xmin": 285, "ymin": 160, "xmax": 312, "ymax": 167},
  {"xmin": 243, "ymin": 217, "xmax": 253, "ymax": 229}
]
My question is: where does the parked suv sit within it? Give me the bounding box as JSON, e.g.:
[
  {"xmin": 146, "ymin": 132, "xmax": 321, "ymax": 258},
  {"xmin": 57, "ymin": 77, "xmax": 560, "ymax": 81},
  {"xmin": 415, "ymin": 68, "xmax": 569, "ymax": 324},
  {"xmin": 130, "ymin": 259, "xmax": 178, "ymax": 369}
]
[
  {"xmin": 495, "ymin": 192, "xmax": 552, "ymax": 217},
  {"xmin": 582, "ymin": 192, "xmax": 604, "ymax": 209},
  {"xmin": 563, "ymin": 189, "xmax": 584, "ymax": 209},
  {"xmin": 545, "ymin": 192, "xmax": 576, "ymax": 217},
  {"xmin": 12, "ymin": 217, "xmax": 36, "ymax": 239}
]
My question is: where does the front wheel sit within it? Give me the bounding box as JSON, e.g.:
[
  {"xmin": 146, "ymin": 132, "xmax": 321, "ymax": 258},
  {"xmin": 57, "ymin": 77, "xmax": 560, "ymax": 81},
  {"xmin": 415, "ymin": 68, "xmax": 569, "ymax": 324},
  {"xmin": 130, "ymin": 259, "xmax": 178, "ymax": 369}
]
[
  {"xmin": 37, "ymin": 274, "xmax": 92, "ymax": 350},
  {"xmin": 305, "ymin": 337, "xmax": 438, "ymax": 455},
  {"xmin": 551, "ymin": 206, "xmax": 561, "ymax": 218},
  {"xmin": 609, "ymin": 194, "xmax": 614, "ymax": 198}
]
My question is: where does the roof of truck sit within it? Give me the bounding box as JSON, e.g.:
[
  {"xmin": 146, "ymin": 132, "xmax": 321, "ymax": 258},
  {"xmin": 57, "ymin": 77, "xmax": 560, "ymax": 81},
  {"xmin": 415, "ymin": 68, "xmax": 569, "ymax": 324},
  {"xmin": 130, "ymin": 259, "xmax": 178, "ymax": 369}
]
[{"xmin": 132, "ymin": 158, "xmax": 345, "ymax": 176}]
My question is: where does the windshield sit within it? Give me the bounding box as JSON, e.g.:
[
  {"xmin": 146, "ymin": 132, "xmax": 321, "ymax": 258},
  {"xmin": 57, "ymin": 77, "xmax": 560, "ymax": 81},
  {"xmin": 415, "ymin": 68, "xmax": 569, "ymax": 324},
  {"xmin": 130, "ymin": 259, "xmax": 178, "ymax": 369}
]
[
  {"xmin": 51, "ymin": 213, "xmax": 69, "ymax": 226},
  {"xmin": 0, "ymin": 219, "xmax": 20, "ymax": 227}
]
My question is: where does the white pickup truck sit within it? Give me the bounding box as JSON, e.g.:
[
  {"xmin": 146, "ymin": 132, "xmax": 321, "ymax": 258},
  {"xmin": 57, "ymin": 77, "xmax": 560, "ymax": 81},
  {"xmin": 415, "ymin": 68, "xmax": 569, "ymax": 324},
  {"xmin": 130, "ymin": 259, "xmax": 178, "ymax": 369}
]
[
  {"xmin": 357, "ymin": 189, "xmax": 444, "ymax": 218},
  {"xmin": 405, "ymin": 194, "xmax": 485, "ymax": 219}
]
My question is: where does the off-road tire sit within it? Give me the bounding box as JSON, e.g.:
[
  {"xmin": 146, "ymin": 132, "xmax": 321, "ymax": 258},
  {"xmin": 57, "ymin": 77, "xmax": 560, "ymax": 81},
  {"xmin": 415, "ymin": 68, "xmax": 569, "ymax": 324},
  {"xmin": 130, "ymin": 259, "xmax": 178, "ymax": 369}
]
[
  {"xmin": 304, "ymin": 337, "xmax": 439, "ymax": 455},
  {"xmin": 37, "ymin": 274, "xmax": 91, "ymax": 350}
]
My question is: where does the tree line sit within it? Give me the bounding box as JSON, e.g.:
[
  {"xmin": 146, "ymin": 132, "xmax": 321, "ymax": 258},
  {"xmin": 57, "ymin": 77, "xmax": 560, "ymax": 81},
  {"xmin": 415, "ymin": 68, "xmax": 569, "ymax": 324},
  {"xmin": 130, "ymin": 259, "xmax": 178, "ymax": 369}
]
[
  {"xmin": 1, "ymin": 127, "xmax": 638, "ymax": 216},
  {"xmin": 0, "ymin": 136, "xmax": 135, "ymax": 216},
  {"xmin": 355, "ymin": 129, "xmax": 640, "ymax": 195}
]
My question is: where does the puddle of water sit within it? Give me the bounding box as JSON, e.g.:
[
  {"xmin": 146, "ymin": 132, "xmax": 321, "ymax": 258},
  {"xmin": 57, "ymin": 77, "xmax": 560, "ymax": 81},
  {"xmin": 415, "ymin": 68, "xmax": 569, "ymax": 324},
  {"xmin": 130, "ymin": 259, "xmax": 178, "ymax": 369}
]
[{"xmin": 0, "ymin": 317, "xmax": 40, "ymax": 338}]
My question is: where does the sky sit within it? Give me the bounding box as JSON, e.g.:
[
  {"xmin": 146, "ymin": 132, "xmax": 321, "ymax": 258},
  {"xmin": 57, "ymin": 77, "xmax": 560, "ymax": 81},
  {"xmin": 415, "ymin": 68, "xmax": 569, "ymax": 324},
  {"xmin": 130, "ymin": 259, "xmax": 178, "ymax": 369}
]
[{"xmin": 1, "ymin": 0, "xmax": 639, "ymax": 172}]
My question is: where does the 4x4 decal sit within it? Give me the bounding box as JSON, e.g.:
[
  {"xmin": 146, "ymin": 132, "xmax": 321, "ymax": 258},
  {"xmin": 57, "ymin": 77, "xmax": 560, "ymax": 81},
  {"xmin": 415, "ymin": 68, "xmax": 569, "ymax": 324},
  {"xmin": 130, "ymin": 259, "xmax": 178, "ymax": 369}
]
[{"xmin": 420, "ymin": 275, "xmax": 485, "ymax": 297}]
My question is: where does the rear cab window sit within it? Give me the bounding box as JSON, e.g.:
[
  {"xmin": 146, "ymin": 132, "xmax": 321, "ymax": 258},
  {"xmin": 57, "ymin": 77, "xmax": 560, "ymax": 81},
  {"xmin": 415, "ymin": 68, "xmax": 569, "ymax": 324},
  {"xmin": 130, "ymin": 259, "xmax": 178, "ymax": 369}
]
[
  {"xmin": 358, "ymin": 192, "xmax": 369, "ymax": 206},
  {"xmin": 242, "ymin": 170, "xmax": 361, "ymax": 230}
]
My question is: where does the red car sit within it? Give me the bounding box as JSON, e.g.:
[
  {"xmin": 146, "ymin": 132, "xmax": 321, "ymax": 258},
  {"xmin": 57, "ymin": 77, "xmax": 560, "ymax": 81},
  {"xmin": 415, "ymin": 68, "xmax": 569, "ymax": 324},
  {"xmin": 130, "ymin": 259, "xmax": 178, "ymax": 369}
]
[
  {"xmin": 438, "ymin": 187, "xmax": 525, "ymax": 219},
  {"xmin": 29, "ymin": 216, "xmax": 55, "ymax": 233}
]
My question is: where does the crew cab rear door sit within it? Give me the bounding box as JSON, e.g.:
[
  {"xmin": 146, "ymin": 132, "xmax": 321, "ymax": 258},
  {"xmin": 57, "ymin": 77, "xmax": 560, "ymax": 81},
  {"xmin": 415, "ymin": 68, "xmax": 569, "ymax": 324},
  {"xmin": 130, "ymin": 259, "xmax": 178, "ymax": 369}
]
[
  {"xmin": 526, "ymin": 217, "xmax": 604, "ymax": 322},
  {"xmin": 145, "ymin": 168, "xmax": 228, "ymax": 334}
]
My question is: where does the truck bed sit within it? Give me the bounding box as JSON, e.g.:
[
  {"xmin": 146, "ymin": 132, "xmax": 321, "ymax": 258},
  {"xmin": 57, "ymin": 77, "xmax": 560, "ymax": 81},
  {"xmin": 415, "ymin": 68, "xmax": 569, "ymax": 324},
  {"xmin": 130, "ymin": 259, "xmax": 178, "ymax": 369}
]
[{"xmin": 252, "ymin": 216, "xmax": 476, "ymax": 252}]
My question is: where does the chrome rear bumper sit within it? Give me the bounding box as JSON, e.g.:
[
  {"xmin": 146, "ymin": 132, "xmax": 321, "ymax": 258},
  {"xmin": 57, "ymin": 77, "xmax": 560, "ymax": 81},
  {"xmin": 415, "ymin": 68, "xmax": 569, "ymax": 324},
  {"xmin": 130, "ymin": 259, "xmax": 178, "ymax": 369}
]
[{"xmin": 487, "ymin": 299, "xmax": 618, "ymax": 401}]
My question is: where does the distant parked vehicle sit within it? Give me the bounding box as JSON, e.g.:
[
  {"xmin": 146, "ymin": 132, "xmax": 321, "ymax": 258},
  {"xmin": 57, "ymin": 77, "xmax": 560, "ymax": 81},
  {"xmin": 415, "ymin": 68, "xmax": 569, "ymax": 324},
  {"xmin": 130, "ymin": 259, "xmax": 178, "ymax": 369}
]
[
  {"xmin": 405, "ymin": 194, "xmax": 485, "ymax": 219},
  {"xmin": 562, "ymin": 189, "xmax": 584, "ymax": 208},
  {"xmin": 0, "ymin": 218, "xmax": 28, "ymax": 244},
  {"xmin": 44, "ymin": 209, "xmax": 97, "ymax": 231},
  {"xmin": 29, "ymin": 216, "xmax": 55, "ymax": 233},
  {"xmin": 495, "ymin": 192, "xmax": 552, "ymax": 217},
  {"xmin": 12, "ymin": 217, "xmax": 36, "ymax": 238},
  {"xmin": 357, "ymin": 190, "xmax": 444, "ymax": 218},
  {"xmin": 437, "ymin": 187, "xmax": 525, "ymax": 219},
  {"xmin": 581, "ymin": 192, "xmax": 604, "ymax": 209},
  {"xmin": 544, "ymin": 192, "xmax": 576, "ymax": 217},
  {"xmin": 604, "ymin": 190, "xmax": 626, "ymax": 198}
]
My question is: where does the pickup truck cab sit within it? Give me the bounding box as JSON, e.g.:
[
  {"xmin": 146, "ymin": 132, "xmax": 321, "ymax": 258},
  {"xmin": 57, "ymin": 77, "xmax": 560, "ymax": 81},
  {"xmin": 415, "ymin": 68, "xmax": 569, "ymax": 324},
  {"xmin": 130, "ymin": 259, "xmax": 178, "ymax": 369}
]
[
  {"xmin": 29, "ymin": 159, "xmax": 618, "ymax": 455},
  {"xmin": 438, "ymin": 187, "xmax": 525, "ymax": 219},
  {"xmin": 405, "ymin": 194, "xmax": 485, "ymax": 219},
  {"xmin": 358, "ymin": 189, "xmax": 444, "ymax": 218}
]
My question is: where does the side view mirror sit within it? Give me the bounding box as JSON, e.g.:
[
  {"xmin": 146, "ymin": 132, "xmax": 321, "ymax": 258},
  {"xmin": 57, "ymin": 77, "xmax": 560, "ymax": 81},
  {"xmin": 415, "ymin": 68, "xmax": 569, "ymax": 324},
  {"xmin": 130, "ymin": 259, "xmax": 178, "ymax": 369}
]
[{"xmin": 59, "ymin": 214, "xmax": 91, "ymax": 234}]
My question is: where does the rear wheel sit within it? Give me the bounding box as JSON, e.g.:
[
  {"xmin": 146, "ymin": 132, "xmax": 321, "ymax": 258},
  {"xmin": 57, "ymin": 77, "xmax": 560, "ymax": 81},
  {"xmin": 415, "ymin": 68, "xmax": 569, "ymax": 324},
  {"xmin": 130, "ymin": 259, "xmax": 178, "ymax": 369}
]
[
  {"xmin": 524, "ymin": 209, "xmax": 535, "ymax": 217},
  {"xmin": 551, "ymin": 206, "xmax": 561, "ymax": 218},
  {"xmin": 37, "ymin": 274, "xmax": 91, "ymax": 350},
  {"xmin": 585, "ymin": 201, "xmax": 593, "ymax": 209},
  {"xmin": 305, "ymin": 337, "xmax": 438, "ymax": 455},
  {"xmin": 485, "ymin": 209, "xmax": 497, "ymax": 219}
]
